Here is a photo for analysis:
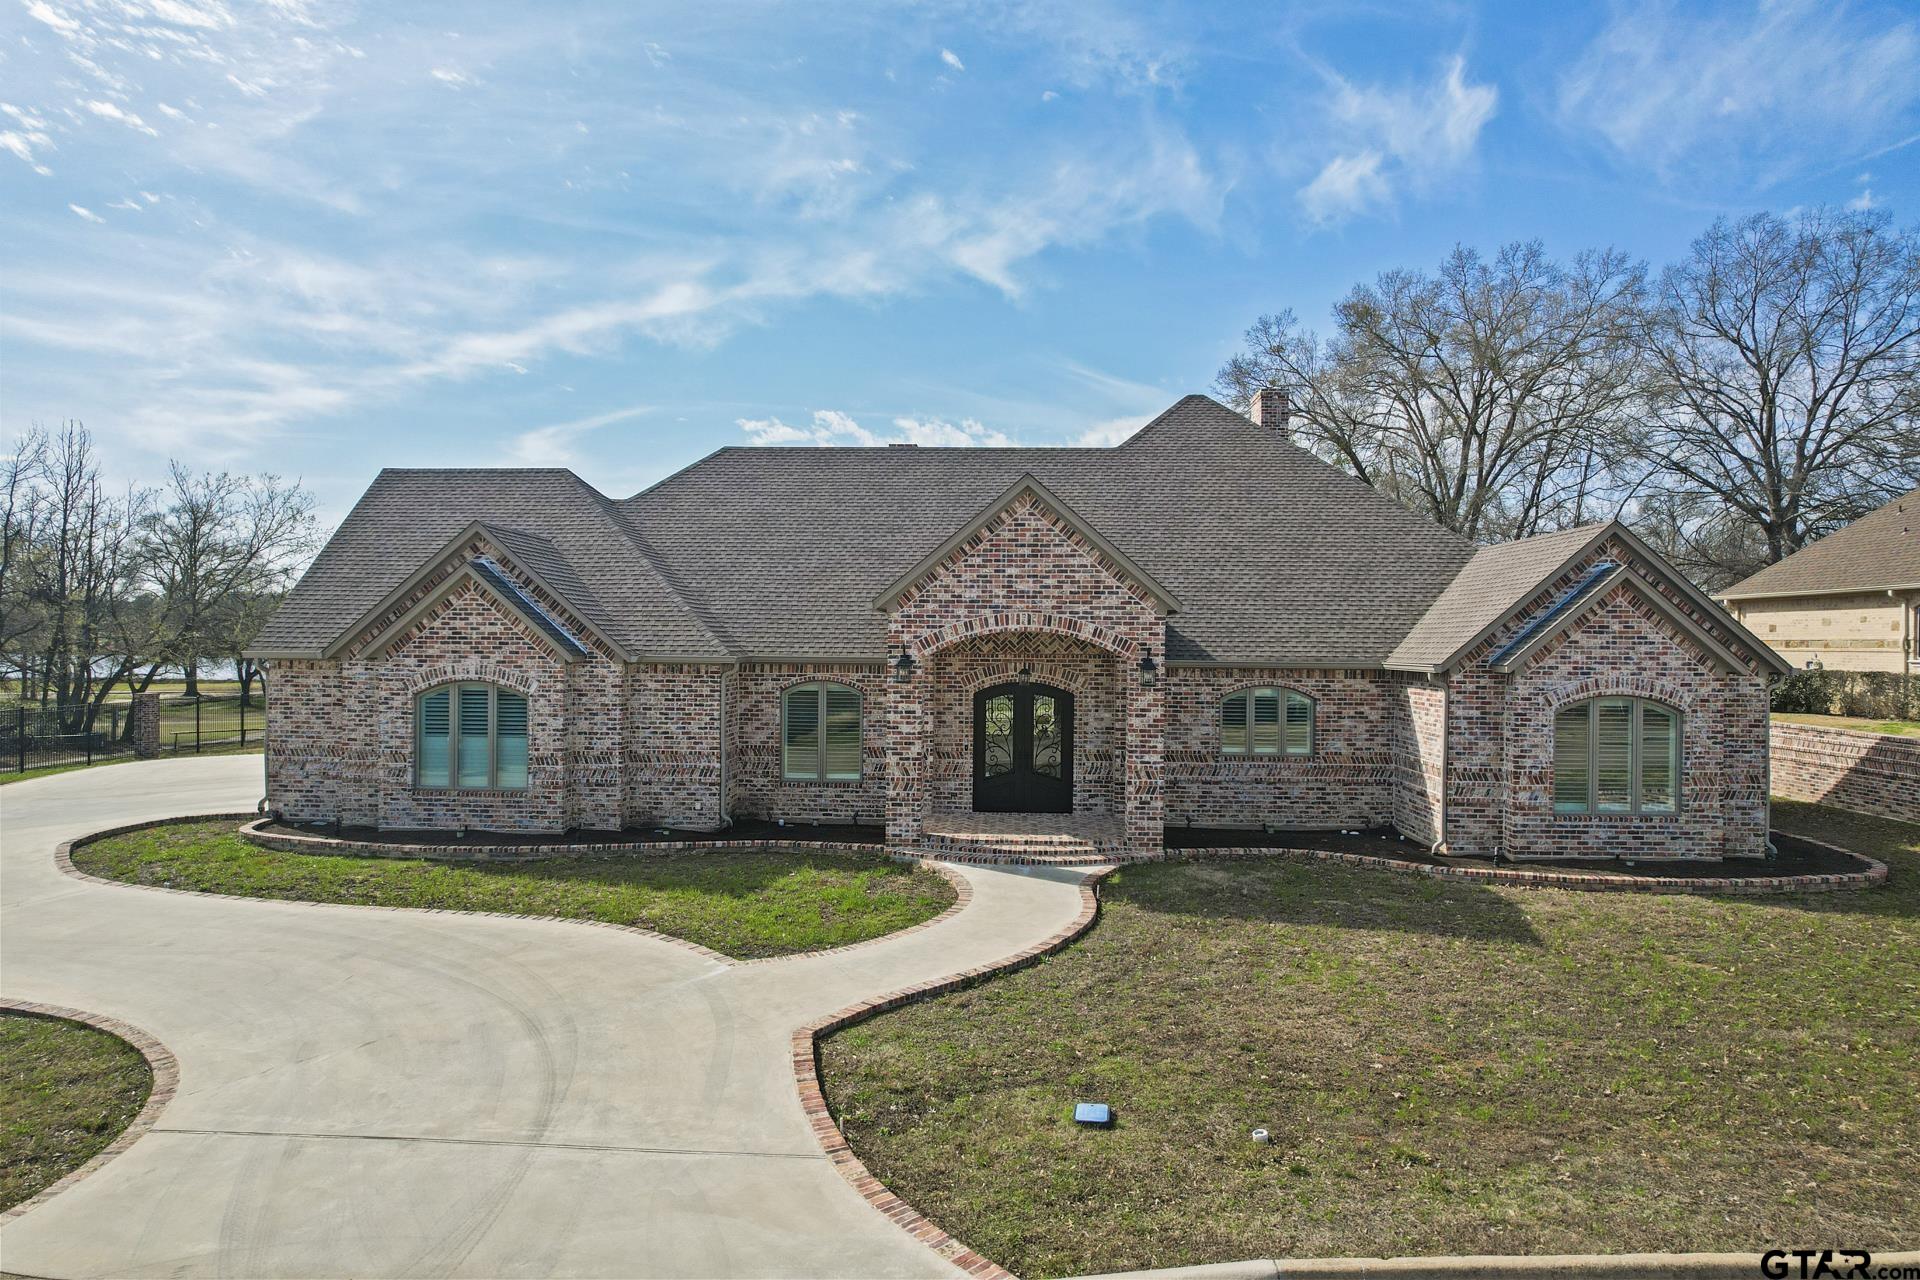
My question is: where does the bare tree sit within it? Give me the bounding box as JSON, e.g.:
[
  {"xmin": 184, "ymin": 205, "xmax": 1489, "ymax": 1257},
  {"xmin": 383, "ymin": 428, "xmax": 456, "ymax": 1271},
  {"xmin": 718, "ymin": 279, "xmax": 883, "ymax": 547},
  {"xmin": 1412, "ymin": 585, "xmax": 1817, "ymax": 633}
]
[
  {"xmin": 1, "ymin": 429, "xmax": 48, "ymax": 697},
  {"xmin": 1632, "ymin": 208, "xmax": 1920, "ymax": 585},
  {"xmin": 15, "ymin": 423, "xmax": 155, "ymax": 733},
  {"xmin": 138, "ymin": 464, "xmax": 318, "ymax": 697},
  {"xmin": 1218, "ymin": 242, "xmax": 1646, "ymax": 541}
]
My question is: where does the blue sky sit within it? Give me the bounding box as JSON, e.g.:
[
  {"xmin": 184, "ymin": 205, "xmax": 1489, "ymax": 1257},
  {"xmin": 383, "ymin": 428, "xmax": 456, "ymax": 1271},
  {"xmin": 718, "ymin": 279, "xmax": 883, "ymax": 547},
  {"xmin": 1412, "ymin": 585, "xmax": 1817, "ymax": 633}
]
[{"xmin": 4, "ymin": 0, "xmax": 1918, "ymax": 524}]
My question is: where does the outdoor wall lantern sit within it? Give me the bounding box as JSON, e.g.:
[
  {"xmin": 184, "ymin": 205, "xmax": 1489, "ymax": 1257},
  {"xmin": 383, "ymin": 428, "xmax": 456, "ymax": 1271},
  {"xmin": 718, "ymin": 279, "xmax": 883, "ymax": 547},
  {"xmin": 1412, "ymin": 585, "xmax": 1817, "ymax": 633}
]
[
  {"xmin": 1137, "ymin": 648, "xmax": 1158, "ymax": 686},
  {"xmin": 893, "ymin": 651, "xmax": 918, "ymax": 683},
  {"xmin": 1017, "ymin": 665, "xmax": 1034, "ymax": 685}
]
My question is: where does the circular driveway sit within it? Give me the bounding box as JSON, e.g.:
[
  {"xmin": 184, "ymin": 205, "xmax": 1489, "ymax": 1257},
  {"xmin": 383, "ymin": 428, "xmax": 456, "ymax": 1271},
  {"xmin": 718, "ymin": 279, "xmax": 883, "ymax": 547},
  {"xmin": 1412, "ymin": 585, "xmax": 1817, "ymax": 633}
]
[{"xmin": 1, "ymin": 757, "xmax": 1093, "ymax": 1278}]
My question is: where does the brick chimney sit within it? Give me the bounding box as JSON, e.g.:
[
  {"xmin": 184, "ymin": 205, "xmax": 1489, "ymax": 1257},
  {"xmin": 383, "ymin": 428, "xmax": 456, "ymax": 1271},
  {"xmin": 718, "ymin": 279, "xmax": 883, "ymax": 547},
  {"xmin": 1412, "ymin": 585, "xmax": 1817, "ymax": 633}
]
[{"xmin": 1251, "ymin": 386, "xmax": 1291, "ymax": 429}]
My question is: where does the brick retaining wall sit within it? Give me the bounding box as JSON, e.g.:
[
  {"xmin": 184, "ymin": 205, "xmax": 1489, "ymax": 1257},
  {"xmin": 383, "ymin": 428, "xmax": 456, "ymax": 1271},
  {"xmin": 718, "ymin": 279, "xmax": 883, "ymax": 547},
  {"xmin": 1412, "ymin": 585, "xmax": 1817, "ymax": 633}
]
[{"xmin": 1770, "ymin": 721, "xmax": 1920, "ymax": 825}]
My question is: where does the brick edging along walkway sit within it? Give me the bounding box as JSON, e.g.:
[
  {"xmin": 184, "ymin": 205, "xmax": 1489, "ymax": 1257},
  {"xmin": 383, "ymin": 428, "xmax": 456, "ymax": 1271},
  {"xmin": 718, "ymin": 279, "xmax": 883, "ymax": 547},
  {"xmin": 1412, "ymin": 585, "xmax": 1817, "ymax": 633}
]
[
  {"xmin": 57, "ymin": 814, "xmax": 974, "ymax": 971},
  {"xmin": 0, "ymin": 1000, "xmax": 180, "ymax": 1226},
  {"xmin": 238, "ymin": 818, "xmax": 892, "ymax": 864},
  {"xmin": 791, "ymin": 868, "xmax": 1113, "ymax": 1280}
]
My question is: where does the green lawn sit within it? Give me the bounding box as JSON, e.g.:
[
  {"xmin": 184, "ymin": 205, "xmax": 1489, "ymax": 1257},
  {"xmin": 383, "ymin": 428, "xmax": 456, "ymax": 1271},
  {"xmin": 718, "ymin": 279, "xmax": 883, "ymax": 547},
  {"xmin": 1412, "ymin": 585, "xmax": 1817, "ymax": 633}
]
[
  {"xmin": 73, "ymin": 821, "xmax": 955, "ymax": 959},
  {"xmin": 1773, "ymin": 712, "xmax": 1920, "ymax": 738},
  {"xmin": 820, "ymin": 801, "xmax": 1920, "ymax": 1277},
  {"xmin": 0, "ymin": 1013, "xmax": 153, "ymax": 1211}
]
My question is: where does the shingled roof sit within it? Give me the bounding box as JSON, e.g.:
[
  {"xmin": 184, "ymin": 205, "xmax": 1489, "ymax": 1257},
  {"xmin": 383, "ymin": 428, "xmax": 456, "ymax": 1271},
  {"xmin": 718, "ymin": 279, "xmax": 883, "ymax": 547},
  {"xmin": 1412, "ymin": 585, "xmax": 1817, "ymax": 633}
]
[
  {"xmin": 618, "ymin": 395, "xmax": 1478, "ymax": 665},
  {"xmin": 250, "ymin": 469, "xmax": 727, "ymax": 660},
  {"xmin": 1718, "ymin": 487, "xmax": 1920, "ymax": 600},
  {"xmin": 262, "ymin": 396, "xmax": 1769, "ymax": 671}
]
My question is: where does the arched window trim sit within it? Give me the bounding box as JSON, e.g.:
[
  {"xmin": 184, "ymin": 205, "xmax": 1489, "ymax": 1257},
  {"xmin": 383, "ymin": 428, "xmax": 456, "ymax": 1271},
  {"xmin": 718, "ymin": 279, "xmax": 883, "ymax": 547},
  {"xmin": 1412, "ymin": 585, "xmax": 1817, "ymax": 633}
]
[
  {"xmin": 1221, "ymin": 685, "xmax": 1315, "ymax": 757},
  {"xmin": 415, "ymin": 681, "xmax": 529, "ymax": 791},
  {"xmin": 782, "ymin": 681, "xmax": 864, "ymax": 782},
  {"xmin": 1552, "ymin": 695, "xmax": 1681, "ymax": 816}
]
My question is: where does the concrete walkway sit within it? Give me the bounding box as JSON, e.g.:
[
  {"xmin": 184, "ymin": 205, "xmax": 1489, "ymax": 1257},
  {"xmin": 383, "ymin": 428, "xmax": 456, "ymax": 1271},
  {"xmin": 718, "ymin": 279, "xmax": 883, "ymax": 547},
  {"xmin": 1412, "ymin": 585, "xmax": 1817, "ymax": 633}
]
[{"xmin": 0, "ymin": 757, "xmax": 1097, "ymax": 1278}]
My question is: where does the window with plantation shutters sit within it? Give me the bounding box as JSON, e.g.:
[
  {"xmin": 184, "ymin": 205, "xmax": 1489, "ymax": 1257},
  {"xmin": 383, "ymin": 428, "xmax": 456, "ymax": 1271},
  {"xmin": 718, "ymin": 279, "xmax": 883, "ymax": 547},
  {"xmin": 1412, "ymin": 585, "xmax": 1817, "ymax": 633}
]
[
  {"xmin": 1221, "ymin": 687, "xmax": 1314, "ymax": 757},
  {"xmin": 783, "ymin": 682, "xmax": 862, "ymax": 781},
  {"xmin": 1552, "ymin": 697, "xmax": 1681, "ymax": 815},
  {"xmin": 415, "ymin": 683, "xmax": 530, "ymax": 790}
]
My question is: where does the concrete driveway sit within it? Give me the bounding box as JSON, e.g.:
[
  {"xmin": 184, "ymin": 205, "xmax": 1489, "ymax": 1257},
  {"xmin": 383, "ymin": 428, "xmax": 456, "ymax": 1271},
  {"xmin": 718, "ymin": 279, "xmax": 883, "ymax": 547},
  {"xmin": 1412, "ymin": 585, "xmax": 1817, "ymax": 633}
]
[{"xmin": 0, "ymin": 756, "xmax": 1094, "ymax": 1278}]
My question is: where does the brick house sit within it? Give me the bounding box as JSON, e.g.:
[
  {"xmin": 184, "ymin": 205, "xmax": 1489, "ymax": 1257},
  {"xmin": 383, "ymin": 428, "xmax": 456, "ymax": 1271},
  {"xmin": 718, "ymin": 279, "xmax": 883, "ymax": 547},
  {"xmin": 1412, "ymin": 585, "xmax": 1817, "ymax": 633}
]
[{"xmin": 249, "ymin": 394, "xmax": 1790, "ymax": 861}]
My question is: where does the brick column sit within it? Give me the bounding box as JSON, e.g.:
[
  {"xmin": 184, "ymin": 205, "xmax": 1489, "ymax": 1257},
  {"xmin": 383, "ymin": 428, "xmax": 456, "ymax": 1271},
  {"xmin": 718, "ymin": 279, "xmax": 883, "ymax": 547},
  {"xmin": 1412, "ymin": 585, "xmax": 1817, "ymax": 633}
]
[
  {"xmin": 130, "ymin": 692, "xmax": 161, "ymax": 759},
  {"xmin": 885, "ymin": 662, "xmax": 928, "ymax": 856},
  {"xmin": 1122, "ymin": 656, "xmax": 1165, "ymax": 858}
]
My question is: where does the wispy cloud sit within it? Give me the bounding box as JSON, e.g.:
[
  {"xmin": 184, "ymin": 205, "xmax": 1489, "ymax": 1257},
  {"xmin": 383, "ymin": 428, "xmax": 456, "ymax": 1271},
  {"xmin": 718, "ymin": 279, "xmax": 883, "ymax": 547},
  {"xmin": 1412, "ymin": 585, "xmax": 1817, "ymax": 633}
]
[
  {"xmin": 737, "ymin": 409, "xmax": 1012, "ymax": 447},
  {"xmin": 940, "ymin": 48, "xmax": 966, "ymax": 72},
  {"xmin": 1558, "ymin": 0, "xmax": 1920, "ymax": 187},
  {"xmin": 1299, "ymin": 56, "xmax": 1497, "ymax": 223},
  {"xmin": 1073, "ymin": 414, "xmax": 1150, "ymax": 446},
  {"xmin": 506, "ymin": 404, "xmax": 653, "ymax": 466},
  {"xmin": 83, "ymin": 100, "xmax": 160, "ymax": 136},
  {"xmin": 67, "ymin": 203, "xmax": 104, "ymax": 223}
]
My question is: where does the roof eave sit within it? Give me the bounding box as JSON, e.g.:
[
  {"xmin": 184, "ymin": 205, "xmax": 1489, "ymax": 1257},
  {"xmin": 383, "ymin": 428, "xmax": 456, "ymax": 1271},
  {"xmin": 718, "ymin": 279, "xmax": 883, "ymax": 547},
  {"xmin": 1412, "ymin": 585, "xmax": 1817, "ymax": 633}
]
[{"xmin": 1719, "ymin": 581, "xmax": 1920, "ymax": 602}]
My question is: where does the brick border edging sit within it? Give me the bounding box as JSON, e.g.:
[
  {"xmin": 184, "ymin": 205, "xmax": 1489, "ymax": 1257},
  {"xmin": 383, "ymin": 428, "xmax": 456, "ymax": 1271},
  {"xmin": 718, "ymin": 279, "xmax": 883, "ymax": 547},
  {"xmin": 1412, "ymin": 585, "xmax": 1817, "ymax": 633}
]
[
  {"xmin": 238, "ymin": 818, "xmax": 892, "ymax": 864},
  {"xmin": 0, "ymin": 1000, "xmax": 179, "ymax": 1225},
  {"xmin": 56, "ymin": 815, "xmax": 969, "ymax": 969},
  {"xmin": 56, "ymin": 813, "xmax": 734, "ymax": 966},
  {"xmin": 1152, "ymin": 842, "xmax": 1888, "ymax": 895},
  {"xmin": 791, "ymin": 867, "xmax": 1114, "ymax": 1280}
]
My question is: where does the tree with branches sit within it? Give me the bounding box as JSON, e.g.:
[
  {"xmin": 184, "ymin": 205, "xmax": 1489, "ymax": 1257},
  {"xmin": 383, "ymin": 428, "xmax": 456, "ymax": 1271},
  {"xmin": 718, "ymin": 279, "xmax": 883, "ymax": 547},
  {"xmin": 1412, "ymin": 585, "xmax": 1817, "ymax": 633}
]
[
  {"xmin": 1630, "ymin": 208, "xmax": 1920, "ymax": 586},
  {"xmin": 1217, "ymin": 241, "xmax": 1646, "ymax": 542}
]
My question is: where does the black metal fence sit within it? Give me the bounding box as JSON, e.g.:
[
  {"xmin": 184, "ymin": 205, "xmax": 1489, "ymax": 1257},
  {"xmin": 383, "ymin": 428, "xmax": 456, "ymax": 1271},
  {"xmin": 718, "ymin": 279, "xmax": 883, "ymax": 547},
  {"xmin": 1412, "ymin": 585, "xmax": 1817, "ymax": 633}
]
[{"xmin": 3, "ymin": 693, "xmax": 264, "ymax": 775}]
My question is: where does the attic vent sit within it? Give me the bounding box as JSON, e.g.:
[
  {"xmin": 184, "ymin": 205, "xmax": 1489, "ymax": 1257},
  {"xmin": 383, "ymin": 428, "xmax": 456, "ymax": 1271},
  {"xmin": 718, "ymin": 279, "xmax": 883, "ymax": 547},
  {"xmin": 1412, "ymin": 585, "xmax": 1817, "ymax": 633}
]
[{"xmin": 888, "ymin": 442, "xmax": 917, "ymax": 448}]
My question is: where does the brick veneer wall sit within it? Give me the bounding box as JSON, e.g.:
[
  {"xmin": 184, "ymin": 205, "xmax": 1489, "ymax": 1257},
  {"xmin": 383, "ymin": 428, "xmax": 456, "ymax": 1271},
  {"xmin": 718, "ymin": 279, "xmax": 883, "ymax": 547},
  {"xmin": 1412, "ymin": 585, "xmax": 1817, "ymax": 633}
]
[
  {"xmin": 1385, "ymin": 674, "xmax": 1445, "ymax": 846},
  {"xmin": 626, "ymin": 663, "xmax": 727, "ymax": 830},
  {"xmin": 886, "ymin": 490, "xmax": 1166, "ymax": 856},
  {"xmin": 1771, "ymin": 721, "xmax": 1920, "ymax": 824},
  {"xmin": 1164, "ymin": 667, "xmax": 1393, "ymax": 829},
  {"xmin": 268, "ymin": 539, "xmax": 654, "ymax": 833},
  {"xmin": 1439, "ymin": 537, "xmax": 1775, "ymax": 861},
  {"xmin": 1502, "ymin": 586, "xmax": 1769, "ymax": 858},
  {"xmin": 728, "ymin": 662, "xmax": 889, "ymax": 825}
]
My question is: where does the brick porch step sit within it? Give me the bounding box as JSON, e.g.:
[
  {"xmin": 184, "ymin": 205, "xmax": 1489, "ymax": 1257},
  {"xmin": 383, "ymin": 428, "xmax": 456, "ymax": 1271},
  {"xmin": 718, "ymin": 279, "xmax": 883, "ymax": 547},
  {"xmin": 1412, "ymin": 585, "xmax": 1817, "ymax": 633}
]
[{"xmin": 918, "ymin": 832, "xmax": 1137, "ymax": 866}]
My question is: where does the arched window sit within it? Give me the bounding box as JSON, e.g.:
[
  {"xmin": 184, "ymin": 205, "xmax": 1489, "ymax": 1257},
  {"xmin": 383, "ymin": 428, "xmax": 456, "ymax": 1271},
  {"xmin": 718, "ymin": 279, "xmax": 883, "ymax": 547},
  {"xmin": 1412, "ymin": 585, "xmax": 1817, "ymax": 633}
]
[
  {"xmin": 416, "ymin": 683, "xmax": 529, "ymax": 790},
  {"xmin": 1221, "ymin": 687, "xmax": 1314, "ymax": 757},
  {"xmin": 783, "ymin": 682, "xmax": 863, "ymax": 781},
  {"xmin": 1553, "ymin": 697, "xmax": 1679, "ymax": 815}
]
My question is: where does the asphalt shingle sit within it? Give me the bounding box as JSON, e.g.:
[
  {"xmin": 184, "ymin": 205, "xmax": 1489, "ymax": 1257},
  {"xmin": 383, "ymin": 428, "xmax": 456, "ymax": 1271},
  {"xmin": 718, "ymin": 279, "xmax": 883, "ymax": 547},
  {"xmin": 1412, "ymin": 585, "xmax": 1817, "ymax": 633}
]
[{"xmin": 1718, "ymin": 487, "xmax": 1920, "ymax": 599}]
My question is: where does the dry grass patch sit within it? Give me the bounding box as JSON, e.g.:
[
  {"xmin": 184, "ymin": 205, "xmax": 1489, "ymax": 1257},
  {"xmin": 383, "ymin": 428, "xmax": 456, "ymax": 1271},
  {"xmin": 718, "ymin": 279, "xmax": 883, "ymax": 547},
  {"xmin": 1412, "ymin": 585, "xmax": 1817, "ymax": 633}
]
[
  {"xmin": 820, "ymin": 801, "xmax": 1919, "ymax": 1277},
  {"xmin": 1, "ymin": 1013, "xmax": 152, "ymax": 1210}
]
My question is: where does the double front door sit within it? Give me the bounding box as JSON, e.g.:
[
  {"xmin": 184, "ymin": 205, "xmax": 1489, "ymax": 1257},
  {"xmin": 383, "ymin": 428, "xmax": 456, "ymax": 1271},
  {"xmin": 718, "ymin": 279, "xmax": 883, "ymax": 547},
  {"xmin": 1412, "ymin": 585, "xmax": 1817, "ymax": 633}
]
[{"xmin": 972, "ymin": 682, "xmax": 1073, "ymax": 813}]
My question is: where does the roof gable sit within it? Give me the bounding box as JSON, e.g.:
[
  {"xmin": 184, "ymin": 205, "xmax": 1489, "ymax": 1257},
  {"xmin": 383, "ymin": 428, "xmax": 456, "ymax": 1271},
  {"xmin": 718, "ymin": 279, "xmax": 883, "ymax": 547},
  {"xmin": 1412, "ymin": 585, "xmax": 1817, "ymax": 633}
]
[
  {"xmin": 1487, "ymin": 566, "xmax": 1752, "ymax": 676},
  {"xmin": 368, "ymin": 560, "xmax": 590, "ymax": 662},
  {"xmin": 313, "ymin": 520, "xmax": 625, "ymax": 662},
  {"xmin": 872, "ymin": 473, "xmax": 1183, "ymax": 613},
  {"xmin": 1390, "ymin": 521, "xmax": 1789, "ymax": 678},
  {"xmin": 249, "ymin": 471, "xmax": 729, "ymax": 662}
]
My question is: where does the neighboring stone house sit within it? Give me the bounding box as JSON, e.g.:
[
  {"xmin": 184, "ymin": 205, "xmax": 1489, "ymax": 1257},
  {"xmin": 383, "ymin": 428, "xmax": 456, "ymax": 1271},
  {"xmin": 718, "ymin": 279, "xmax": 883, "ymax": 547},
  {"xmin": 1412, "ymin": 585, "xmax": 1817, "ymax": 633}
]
[
  {"xmin": 249, "ymin": 394, "xmax": 1789, "ymax": 861},
  {"xmin": 1718, "ymin": 487, "xmax": 1920, "ymax": 674}
]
